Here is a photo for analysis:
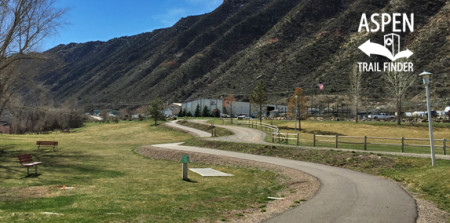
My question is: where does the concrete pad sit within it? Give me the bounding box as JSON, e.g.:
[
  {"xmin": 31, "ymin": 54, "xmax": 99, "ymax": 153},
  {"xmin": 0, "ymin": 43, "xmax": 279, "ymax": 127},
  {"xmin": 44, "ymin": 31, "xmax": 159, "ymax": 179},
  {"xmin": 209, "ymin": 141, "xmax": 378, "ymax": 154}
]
[{"xmin": 189, "ymin": 168, "xmax": 234, "ymax": 177}]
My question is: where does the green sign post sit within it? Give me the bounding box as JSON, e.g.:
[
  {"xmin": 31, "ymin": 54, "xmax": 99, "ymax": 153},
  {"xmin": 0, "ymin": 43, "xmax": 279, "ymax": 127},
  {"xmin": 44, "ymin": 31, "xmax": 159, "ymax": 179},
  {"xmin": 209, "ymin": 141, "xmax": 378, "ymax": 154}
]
[
  {"xmin": 181, "ymin": 155, "xmax": 189, "ymax": 164},
  {"xmin": 181, "ymin": 155, "xmax": 189, "ymax": 180}
]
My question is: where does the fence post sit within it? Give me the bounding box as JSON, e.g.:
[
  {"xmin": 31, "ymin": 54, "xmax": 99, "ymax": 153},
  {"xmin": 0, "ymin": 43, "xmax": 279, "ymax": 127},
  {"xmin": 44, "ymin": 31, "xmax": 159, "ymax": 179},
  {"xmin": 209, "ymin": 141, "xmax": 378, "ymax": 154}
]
[
  {"xmin": 212, "ymin": 128, "xmax": 214, "ymax": 137},
  {"xmin": 286, "ymin": 134, "xmax": 289, "ymax": 144},
  {"xmin": 297, "ymin": 133, "xmax": 299, "ymax": 146},
  {"xmin": 443, "ymin": 138, "xmax": 446, "ymax": 155},
  {"xmin": 335, "ymin": 135, "xmax": 338, "ymax": 148},
  {"xmin": 272, "ymin": 133, "xmax": 274, "ymax": 143},
  {"xmin": 278, "ymin": 133, "xmax": 281, "ymax": 143},
  {"xmin": 401, "ymin": 137, "xmax": 404, "ymax": 153},
  {"xmin": 364, "ymin": 136, "xmax": 367, "ymax": 150},
  {"xmin": 313, "ymin": 133, "xmax": 316, "ymax": 147}
]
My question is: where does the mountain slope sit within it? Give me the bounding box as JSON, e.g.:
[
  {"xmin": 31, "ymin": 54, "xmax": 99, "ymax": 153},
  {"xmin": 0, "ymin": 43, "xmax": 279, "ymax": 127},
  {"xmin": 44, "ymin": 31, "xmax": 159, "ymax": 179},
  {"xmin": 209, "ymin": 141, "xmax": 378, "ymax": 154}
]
[{"xmin": 36, "ymin": 0, "xmax": 449, "ymax": 109}]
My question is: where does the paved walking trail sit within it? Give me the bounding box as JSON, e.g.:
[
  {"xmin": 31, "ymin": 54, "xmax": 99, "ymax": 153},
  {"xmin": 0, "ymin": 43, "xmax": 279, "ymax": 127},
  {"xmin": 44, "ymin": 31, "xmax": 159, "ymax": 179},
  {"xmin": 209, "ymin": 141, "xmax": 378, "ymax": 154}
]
[{"xmin": 157, "ymin": 120, "xmax": 418, "ymax": 222}]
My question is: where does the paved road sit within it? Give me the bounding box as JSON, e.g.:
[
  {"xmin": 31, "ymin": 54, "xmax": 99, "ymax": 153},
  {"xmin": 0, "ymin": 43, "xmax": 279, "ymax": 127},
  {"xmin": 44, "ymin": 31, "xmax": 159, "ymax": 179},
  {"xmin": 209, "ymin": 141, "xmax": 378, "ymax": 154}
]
[
  {"xmin": 210, "ymin": 124, "xmax": 267, "ymax": 143},
  {"xmin": 153, "ymin": 121, "xmax": 418, "ymax": 222},
  {"xmin": 153, "ymin": 142, "xmax": 417, "ymax": 223},
  {"xmin": 163, "ymin": 120, "xmax": 211, "ymax": 137}
]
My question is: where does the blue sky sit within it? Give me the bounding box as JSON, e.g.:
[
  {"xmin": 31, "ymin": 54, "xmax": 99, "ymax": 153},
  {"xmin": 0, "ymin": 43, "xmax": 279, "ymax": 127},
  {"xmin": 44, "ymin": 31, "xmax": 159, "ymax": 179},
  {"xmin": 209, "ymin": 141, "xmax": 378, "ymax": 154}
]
[{"xmin": 42, "ymin": 0, "xmax": 223, "ymax": 51}]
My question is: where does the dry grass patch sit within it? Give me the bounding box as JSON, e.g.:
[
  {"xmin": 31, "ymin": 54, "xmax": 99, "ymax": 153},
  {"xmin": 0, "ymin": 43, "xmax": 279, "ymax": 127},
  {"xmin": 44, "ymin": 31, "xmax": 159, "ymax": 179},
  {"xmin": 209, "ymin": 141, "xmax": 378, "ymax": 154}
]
[{"xmin": 0, "ymin": 121, "xmax": 291, "ymax": 222}]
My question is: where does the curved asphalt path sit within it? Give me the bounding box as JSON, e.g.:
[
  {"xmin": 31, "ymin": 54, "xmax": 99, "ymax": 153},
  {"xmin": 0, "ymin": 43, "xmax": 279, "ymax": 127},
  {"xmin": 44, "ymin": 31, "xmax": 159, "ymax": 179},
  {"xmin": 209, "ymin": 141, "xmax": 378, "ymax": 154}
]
[
  {"xmin": 163, "ymin": 120, "xmax": 211, "ymax": 137},
  {"xmin": 189, "ymin": 120, "xmax": 450, "ymax": 160},
  {"xmin": 156, "ymin": 120, "xmax": 418, "ymax": 222}
]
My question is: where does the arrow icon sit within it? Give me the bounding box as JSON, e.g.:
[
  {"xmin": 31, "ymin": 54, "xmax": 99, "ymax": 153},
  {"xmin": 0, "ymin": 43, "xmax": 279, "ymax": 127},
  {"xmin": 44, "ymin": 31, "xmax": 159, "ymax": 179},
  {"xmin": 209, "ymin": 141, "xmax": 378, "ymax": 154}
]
[
  {"xmin": 358, "ymin": 40, "xmax": 413, "ymax": 61},
  {"xmin": 393, "ymin": 49, "xmax": 413, "ymax": 60}
]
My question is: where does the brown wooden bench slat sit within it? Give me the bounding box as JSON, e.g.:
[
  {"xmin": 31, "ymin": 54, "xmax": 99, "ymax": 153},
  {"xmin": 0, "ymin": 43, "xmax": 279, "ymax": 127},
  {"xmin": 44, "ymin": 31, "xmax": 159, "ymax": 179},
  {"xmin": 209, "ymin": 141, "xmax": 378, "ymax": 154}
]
[
  {"xmin": 18, "ymin": 154, "xmax": 42, "ymax": 176},
  {"xmin": 19, "ymin": 154, "xmax": 33, "ymax": 163},
  {"xmin": 36, "ymin": 141, "xmax": 58, "ymax": 152},
  {"xmin": 36, "ymin": 141, "xmax": 58, "ymax": 146}
]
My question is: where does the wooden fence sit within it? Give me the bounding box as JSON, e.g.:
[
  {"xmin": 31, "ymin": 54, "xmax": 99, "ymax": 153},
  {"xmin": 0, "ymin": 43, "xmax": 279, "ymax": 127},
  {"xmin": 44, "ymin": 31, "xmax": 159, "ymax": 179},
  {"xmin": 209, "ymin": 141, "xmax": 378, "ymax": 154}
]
[
  {"xmin": 272, "ymin": 132, "xmax": 300, "ymax": 145},
  {"xmin": 233, "ymin": 120, "xmax": 447, "ymax": 155},
  {"xmin": 236, "ymin": 120, "xmax": 279, "ymax": 132},
  {"xmin": 313, "ymin": 134, "xmax": 447, "ymax": 155}
]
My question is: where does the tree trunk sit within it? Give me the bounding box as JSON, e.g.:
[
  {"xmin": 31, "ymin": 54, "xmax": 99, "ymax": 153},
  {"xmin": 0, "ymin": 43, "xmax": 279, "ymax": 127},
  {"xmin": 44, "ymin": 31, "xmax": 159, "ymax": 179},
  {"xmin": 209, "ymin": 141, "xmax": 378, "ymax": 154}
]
[
  {"xmin": 396, "ymin": 97, "xmax": 401, "ymax": 125},
  {"xmin": 298, "ymin": 108, "xmax": 302, "ymax": 131},
  {"xmin": 230, "ymin": 103, "xmax": 233, "ymax": 124},
  {"xmin": 355, "ymin": 96, "xmax": 359, "ymax": 123},
  {"xmin": 259, "ymin": 105, "xmax": 262, "ymax": 124}
]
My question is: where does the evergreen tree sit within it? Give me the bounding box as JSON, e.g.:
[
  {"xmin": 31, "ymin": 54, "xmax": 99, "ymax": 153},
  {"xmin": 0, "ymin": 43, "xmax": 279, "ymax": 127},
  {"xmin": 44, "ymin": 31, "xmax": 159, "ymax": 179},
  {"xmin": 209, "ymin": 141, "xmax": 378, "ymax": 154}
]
[
  {"xmin": 213, "ymin": 109, "xmax": 221, "ymax": 117},
  {"xmin": 186, "ymin": 111, "xmax": 193, "ymax": 117},
  {"xmin": 202, "ymin": 106, "xmax": 210, "ymax": 117},
  {"xmin": 178, "ymin": 108, "xmax": 184, "ymax": 117},
  {"xmin": 194, "ymin": 104, "xmax": 201, "ymax": 117}
]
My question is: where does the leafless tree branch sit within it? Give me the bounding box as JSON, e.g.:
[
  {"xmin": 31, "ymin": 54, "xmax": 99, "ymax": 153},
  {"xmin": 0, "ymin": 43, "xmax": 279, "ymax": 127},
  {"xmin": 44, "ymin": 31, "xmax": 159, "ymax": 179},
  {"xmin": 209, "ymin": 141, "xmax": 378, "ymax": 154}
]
[{"xmin": 0, "ymin": 0, "xmax": 65, "ymax": 117}]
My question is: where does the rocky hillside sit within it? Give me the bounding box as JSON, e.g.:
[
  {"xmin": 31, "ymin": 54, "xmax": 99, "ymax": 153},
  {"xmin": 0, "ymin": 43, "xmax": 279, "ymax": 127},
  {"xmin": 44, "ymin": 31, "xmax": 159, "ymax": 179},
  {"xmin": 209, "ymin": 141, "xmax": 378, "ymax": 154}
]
[{"xmin": 36, "ymin": 0, "xmax": 449, "ymax": 109}]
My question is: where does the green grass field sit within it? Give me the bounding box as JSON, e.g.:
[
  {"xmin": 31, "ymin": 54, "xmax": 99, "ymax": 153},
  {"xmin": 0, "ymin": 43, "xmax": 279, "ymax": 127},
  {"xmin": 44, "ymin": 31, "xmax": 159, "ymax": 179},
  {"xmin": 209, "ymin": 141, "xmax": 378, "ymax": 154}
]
[{"xmin": 0, "ymin": 121, "xmax": 283, "ymax": 222}]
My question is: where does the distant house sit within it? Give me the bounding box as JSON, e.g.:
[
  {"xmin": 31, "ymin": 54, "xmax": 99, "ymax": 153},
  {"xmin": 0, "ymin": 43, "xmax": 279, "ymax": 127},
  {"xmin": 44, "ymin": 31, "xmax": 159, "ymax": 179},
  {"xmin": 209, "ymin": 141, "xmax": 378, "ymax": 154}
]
[
  {"xmin": 0, "ymin": 121, "xmax": 11, "ymax": 134},
  {"xmin": 164, "ymin": 103, "xmax": 182, "ymax": 117}
]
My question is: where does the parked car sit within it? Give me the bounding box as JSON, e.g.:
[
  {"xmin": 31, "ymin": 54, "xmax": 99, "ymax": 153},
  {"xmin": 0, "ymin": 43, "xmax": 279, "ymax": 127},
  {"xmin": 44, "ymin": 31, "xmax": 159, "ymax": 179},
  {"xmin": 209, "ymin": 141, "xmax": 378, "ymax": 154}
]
[
  {"xmin": 368, "ymin": 113, "xmax": 395, "ymax": 120},
  {"xmin": 426, "ymin": 111, "xmax": 438, "ymax": 118},
  {"xmin": 237, "ymin": 114, "xmax": 250, "ymax": 120},
  {"xmin": 220, "ymin": 113, "xmax": 230, "ymax": 118}
]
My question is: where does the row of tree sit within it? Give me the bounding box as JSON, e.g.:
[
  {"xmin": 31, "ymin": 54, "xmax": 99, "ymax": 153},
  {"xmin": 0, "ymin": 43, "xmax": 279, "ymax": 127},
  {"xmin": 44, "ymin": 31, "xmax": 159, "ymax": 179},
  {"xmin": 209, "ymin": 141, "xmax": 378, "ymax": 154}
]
[
  {"xmin": 349, "ymin": 63, "xmax": 415, "ymax": 125},
  {"xmin": 7, "ymin": 106, "xmax": 85, "ymax": 134},
  {"xmin": 178, "ymin": 105, "xmax": 222, "ymax": 118}
]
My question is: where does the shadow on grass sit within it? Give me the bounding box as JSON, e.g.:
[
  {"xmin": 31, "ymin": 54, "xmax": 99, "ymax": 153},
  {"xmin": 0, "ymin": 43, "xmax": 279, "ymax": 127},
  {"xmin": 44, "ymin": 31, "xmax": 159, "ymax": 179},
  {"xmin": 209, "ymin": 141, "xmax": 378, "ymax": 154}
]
[
  {"xmin": 183, "ymin": 179, "xmax": 198, "ymax": 183},
  {"xmin": 24, "ymin": 173, "xmax": 41, "ymax": 178},
  {"xmin": 0, "ymin": 146, "xmax": 124, "ymax": 183}
]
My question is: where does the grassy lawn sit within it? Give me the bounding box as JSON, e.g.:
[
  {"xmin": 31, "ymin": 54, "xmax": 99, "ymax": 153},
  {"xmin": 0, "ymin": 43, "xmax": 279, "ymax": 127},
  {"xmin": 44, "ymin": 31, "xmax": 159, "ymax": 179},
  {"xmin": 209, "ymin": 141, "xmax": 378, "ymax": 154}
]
[
  {"xmin": 0, "ymin": 121, "xmax": 283, "ymax": 222},
  {"xmin": 184, "ymin": 139, "xmax": 450, "ymax": 213},
  {"xmin": 210, "ymin": 119, "xmax": 450, "ymax": 155}
]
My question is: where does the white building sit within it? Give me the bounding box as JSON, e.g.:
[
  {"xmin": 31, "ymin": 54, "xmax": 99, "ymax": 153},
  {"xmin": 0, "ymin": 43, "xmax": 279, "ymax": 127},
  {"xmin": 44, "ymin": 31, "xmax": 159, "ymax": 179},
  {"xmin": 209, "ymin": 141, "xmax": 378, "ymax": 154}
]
[
  {"xmin": 181, "ymin": 98, "xmax": 287, "ymax": 117},
  {"xmin": 164, "ymin": 103, "xmax": 182, "ymax": 117}
]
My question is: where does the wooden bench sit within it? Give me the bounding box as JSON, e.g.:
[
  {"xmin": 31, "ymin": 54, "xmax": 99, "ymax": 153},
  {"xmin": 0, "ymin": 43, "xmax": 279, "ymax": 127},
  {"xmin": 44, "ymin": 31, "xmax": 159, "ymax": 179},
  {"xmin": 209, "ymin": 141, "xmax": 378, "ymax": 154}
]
[
  {"xmin": 18, "ymin": 154, "xmax": 42, "ymax": 176},
  {"xmin": 36, "ymin": 141, "xmax": 58, "ymax": 152}
]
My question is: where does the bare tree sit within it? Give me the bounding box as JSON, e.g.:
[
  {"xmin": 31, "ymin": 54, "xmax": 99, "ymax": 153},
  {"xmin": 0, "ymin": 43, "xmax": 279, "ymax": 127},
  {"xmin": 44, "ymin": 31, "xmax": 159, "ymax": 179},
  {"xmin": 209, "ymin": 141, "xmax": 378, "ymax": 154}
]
[
  {"xmin": 223, "ymin": 94, "xmax": 235, "ymax": 123},
  {"xmin": 349, "ymin": 64, "xmax": 362, "ymax": 122},
  {"xmin": 0, "ymin": 0, "xmax": 65, "ymax": 117},
  {"xmin": 288, "ymin": 88, "xmax": 307, "ymax": 130},
  {"xmin": 250, "ymin": 80, "xmax": 267, "ymax": 124},
  {"xmin": 384, "ymin": 69, "xmax": 415, "ymax": 125}
]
